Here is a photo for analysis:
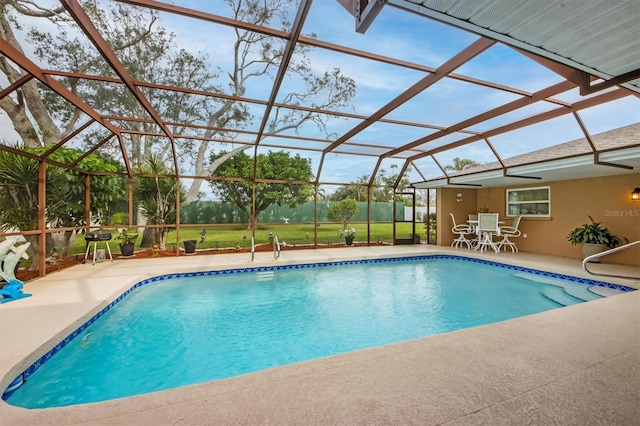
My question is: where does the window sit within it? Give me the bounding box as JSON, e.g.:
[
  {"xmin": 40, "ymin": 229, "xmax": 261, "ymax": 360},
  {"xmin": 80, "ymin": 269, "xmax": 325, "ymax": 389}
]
[{"xmin": 506, "ymin": 186, "xmax": 550, "ymax": 217}]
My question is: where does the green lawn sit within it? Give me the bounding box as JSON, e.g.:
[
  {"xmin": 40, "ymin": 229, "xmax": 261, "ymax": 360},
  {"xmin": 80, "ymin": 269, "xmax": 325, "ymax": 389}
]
[{"xmin": 62, "ymin": 222, "xmax": 432, "ymax": 255}]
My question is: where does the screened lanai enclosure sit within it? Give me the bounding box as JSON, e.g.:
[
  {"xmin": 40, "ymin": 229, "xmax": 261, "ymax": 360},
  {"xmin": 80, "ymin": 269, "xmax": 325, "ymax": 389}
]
[{"xmin": 0, "ymin": 0, "xmax": 638, "ymax": 276}]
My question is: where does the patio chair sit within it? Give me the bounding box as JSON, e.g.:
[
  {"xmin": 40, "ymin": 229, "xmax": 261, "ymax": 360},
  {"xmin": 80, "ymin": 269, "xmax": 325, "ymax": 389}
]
[
  {"xmin": 475, "ymin": 213, "xmax": 500, "ymax": 253},
  {"xmin": 497, "ymin": 215, "xmax": 522, "ymax": 253},
  {"xmin": 450, "ymin": 213, "xmax": 473, "ymax": 249},
  {"xmin": 467, "ymin": 214, "xmax": 480, "ymax": 247}
]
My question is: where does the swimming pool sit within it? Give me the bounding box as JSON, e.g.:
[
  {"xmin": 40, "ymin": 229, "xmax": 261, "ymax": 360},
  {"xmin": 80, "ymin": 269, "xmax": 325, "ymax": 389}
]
[{"xmin": 3, "ymin": 255, "xmax": 633, "ymax": 408}]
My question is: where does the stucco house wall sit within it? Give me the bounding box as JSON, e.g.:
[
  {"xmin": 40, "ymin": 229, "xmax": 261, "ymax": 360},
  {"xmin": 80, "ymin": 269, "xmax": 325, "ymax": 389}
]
[{"xmin": 438, "ymin": 173, "xmax": 639, "ymax": 266}]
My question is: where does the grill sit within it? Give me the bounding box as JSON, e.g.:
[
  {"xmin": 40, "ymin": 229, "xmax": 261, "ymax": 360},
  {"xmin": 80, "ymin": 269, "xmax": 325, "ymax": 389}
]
[
  {"xmin": 83, "ymin": 233, "xmax": 113, "ymax": 265},
  {"xmin": 84, "ymin": 233, "xmax": 112, "ymax": 242}
]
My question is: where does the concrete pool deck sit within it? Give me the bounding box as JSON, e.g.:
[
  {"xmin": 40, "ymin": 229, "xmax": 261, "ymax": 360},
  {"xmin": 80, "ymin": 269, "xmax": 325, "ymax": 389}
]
[{"xmin": 1, "ymin": 245, "xmax": 638, "ymax": 425}]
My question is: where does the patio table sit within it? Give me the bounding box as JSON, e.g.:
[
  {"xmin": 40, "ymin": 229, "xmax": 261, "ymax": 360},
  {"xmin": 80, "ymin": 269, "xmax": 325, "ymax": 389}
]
[{"xmin": 467, "ymin": 219, "xmax": 504, "ymax": 251}]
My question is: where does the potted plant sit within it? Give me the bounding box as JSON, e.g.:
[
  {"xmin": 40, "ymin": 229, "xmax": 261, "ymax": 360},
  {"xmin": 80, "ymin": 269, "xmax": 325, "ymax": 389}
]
[
  {"xmin": 183, "ymin": 239, "xmax": 197, "ymax": 254},
  {"xmin": 567, "ymin": 216, "xmax": 621, "ymax": 262},
  {"xmin": 116, "ymin": 229, "xmax": 138, "ymax": 257},
  {"xmin": 328, "ymin": 199, "xmax": 359, "ymax": 246},
  {"xmin": 339, "ymin": 227, "xmax": 356, "ymax": 246}
]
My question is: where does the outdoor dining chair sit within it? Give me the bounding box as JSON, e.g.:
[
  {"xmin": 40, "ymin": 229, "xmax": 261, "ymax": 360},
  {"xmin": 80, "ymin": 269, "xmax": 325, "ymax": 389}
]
[
  {"xmin": 467, "ymin": 214, "xmax": 480, "ymax": 247},
  {"xmin": 450, "ymin": 213, "xmax": 473, "ymax": 249},
  {"xmin": 475, "ymin": 213, "xmax": 500, "ymax": 253},
  {"xmin": 497, "ymin": 215, "xmax": 522, "ymax": 252}
]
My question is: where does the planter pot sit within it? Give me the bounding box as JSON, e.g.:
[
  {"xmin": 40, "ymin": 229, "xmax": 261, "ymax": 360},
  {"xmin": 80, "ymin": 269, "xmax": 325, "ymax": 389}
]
[
  {"xmin": 184, "ymin": 240, "xmax": 197, "ymax": 254},
  {"xmin": 345, "ymin": 236, "xmax": 354, "ymax": 246},
  {"xmin": 581, "ymin": 243, "xmax": 607, "ymax": 262},
  {"xmin": 119, "ymin": 243, "xmax": 135, "ymax": 257}
]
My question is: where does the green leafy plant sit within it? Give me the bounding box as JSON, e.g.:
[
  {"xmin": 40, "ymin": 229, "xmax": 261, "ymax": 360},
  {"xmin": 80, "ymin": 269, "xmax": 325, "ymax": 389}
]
[
  {"xmin": 110, "ymin": 213, "xmax": 129, "ymax": 226},
  {"xmin": 567, "ymin": 216, "xmax": 621, "ymax": 248},
  {"xmin": 0, "ymin": 146, "xmax": 124, "ymax": 269},
  {"xmin": 328, "ymin": 199, "xmax": 359, "ymax": 231},
  {"xmin": 116, "ymin": 229, "xmax": 138, "ymax": 246},
  {"xmin": 339, "ymin": 227, "xmax": 356, "ymax": 239}
]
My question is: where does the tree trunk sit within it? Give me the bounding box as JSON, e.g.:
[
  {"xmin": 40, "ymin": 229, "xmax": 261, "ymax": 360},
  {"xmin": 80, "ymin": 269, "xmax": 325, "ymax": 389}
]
[
  {"xmin": 22, "ymin": 79, "xmax": 63, "ymax": 144},
  {"xmin": 45, "ymin": 233, "xmax": 55, "ymax": 253},
  {"xmin": 25, "ymin": 235, "xmax": 39, "ymax": 271},
  {"xmin": 139, "ymin": 227, "xmax": 168, "ymax": 250},
  {"xmin": 0, "ymin": 95, "xmax": 40, "ymax": 147},
  {"xmin": 184, "ymin": 145, "xmax": 253, "ymax": 204},
  {"xmin": 248, "ymin": 210, "xmax": 257, "ymax": 231},
  {"xmin": 0, "ymin": 8, "xmax": 63, "ymax": 147},
  {"xmin": 60, "ymin": 230, "xmax": 73, "ymax": 257},
  {"xmin": 155, "ymin": 228, "xmax": 165, "ymax": 250},
  {"xmin": 140, "ymin": 228, "xmax": 155, "ymax": 248}
]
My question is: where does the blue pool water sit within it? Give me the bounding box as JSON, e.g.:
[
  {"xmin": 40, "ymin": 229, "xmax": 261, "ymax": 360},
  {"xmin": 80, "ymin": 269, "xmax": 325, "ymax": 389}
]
[{"xmin": 5, "ymin": 256, "xmax": 631, "ymax": 408}]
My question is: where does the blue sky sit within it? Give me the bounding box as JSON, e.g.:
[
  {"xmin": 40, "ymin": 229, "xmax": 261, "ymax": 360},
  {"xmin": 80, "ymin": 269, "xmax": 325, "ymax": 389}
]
[{"xmin": 1, "ymin": 0, "xmax": 638, "ymax": 191}]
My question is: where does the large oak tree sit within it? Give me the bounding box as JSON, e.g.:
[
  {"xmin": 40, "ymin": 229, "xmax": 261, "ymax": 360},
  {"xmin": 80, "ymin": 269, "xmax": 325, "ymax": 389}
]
[
  {"xmin": 0, "ymin": 0, "xmax": 355, "ymax": 204},
  {"xmin": 208, "ymin": 150, "xmax": 314, "ymax": 229}
]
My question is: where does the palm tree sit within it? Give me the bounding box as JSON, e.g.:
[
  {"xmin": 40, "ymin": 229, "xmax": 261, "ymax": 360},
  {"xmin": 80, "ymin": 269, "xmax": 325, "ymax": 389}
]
[
  {"xmin": 133, "ymin": 155, "xmax": 186, "ymax": 249},
  {"xmin": 444, "ymin": 157, "xmax": 480, "ymax": 172}
]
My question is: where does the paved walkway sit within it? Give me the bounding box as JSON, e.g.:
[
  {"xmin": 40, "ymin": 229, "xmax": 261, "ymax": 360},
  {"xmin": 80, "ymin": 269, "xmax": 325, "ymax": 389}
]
[{"xmin": 1, "ymin": 245, "xmax": 638, "ymax": 425}]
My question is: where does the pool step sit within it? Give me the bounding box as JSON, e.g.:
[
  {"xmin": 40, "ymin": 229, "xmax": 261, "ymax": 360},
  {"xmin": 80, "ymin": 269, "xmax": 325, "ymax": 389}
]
[
  {"xmin": 587, "ymin": 286, "xmax": 626, "ymax": 297},
  {"xmin": 513, "ymin": 272, "xmax": 602, "ymax": 303},
  {"xmin": 255, "ymin": 271, "xmax": 275, "ymax": 282},
  {"xmin": 540, "ymin": 285, "xmax": 584, "ymax": 307}
]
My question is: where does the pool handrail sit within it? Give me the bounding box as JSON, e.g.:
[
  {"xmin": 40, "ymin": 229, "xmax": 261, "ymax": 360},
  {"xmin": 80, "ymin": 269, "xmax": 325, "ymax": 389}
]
[
  {"xmin": 582, "ymin": 240, "xmax": 640, "ymax": 279},
  {"xmin": 273, "ymin": 236, "xmax": 281, "ymax": 260}
]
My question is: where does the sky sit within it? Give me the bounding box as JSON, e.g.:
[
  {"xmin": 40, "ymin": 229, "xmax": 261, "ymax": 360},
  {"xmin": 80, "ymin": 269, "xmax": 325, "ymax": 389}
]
[{"xmin": 1, "ymin": 0, "xmax": 638, "ymax": 194}]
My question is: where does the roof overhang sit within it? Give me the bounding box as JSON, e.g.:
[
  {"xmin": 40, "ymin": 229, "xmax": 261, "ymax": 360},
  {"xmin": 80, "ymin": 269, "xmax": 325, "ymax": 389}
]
[
  {"xmin": 413, "ymin": 147, "xmax": 640, "ymax": 189},
  {"xmin": 346, "ymin": 0, "xmax": 640, "ymax": 94}
]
